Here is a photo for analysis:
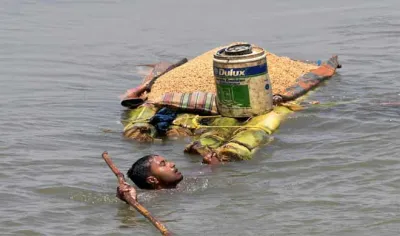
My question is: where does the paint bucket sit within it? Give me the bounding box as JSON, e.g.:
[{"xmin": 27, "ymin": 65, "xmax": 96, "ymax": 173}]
[{"xmin": 213, "ymin": 43, "xmax": 273, "ymax": 117}]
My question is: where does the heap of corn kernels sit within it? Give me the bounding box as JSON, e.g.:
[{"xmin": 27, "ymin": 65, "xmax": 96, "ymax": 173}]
[{"xmin": 147, "ymin": 46, "xmax": 318, "ymax": 101}]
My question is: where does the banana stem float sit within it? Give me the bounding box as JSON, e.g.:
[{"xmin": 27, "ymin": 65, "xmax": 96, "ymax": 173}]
[
  {"xmin": 102, "ymin": 151, "xmax": 171, "ymax": 236},
  {"xmin": 122, "ymin": 104, "xmax": 159, "ymax": 142}
]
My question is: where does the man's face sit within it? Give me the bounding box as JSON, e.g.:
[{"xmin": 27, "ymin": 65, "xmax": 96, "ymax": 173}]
[{"xmin": 148, "ymin": 155, "xmax": 183, "ymax": 188}]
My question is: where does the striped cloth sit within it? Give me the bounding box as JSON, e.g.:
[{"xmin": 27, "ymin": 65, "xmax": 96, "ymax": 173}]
[{"xmin": 152, "ymin": 91, "xmax": 218, "ymax": 115}]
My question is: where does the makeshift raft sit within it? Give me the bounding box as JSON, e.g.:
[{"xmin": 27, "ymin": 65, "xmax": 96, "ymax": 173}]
[{"xmin": 120, "ymin": 46, "xmax": 341, "ymax": 162}]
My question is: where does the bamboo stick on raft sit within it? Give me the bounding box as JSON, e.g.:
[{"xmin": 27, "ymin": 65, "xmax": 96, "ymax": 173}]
[{"xmin": 102, "ymin": 151, "xmax": 171, "ymax": 236}]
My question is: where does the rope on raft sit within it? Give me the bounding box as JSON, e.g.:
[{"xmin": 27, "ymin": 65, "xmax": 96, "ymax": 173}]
[
  {"xmin": 192, "ymin": 115, "xmax": 273, "ymax": 134},
  {"xmin": 123, "ymin": 113, "xmax": 273, "ymax": 134}
]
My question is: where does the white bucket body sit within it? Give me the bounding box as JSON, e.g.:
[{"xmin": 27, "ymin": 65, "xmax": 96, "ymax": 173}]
[{"xmin": 213, "ymin": 44, "xmax": 273, "ymax": 118}]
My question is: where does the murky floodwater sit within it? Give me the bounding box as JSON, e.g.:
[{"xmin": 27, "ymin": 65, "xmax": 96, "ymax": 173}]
[{"xmin": 1, "ymin": 0, "xmax": 400, "ymax": 235}]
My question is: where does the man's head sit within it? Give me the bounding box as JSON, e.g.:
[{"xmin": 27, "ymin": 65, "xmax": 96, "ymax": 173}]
[{"xmin": 127, "ymin": 155, "xmax": 183, "ymax": 190}]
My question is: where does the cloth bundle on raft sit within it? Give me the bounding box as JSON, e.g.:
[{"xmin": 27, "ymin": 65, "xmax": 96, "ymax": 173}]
[
  {"xmin": 120, "ymin": 45, "xmax": 341, "ymax": 161},
  {"xmin": 153, "ymin": 91, "xmax": 218, "ymax": 115}
]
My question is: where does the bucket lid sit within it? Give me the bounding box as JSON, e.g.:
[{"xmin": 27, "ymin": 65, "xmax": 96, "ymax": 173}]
[
  {"xmin": 224, "ymin": 43, "xmax": 253, "ymax": 56},
  {"xmin": 214, "ymin": 43, "xmax": 265, "ymax": 62}
]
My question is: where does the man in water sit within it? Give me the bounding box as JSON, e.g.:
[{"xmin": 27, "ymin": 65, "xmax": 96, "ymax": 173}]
[
  {"xmin": 116, "ymin": 152, "xmax": 218, "ymax": 201},
  {"xmin": 115, "ymin": 154, "xmax": 182, "ymax": 201},
  {"xmin": 126, "ymin": 154, "xmax": 183, "ymax": 190}
]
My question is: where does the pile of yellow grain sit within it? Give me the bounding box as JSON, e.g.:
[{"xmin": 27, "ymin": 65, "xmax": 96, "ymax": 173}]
[
  {"xmin": 266, "ymin": 51, "xmax": 318, "ymax": 94},
  {"xmin": 147, "ymin": 46, "xmax": 318, "ymax": 101}
]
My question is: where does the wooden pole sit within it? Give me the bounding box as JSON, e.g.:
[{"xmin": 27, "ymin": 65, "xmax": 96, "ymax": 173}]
[{"xmin": 102, "ymin": 151, "xmax": 171, "ymax": 235}]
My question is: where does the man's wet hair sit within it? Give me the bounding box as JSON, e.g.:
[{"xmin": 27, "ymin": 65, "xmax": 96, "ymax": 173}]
[{"xmin": 127, "ymin": 154, "xmax": 157, "ymax": 189}]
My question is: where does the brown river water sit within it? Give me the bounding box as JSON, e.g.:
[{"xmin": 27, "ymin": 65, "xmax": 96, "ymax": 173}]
[{"xmin": 1, "ymin": 0, "xmax": 400, "ymax": 235}]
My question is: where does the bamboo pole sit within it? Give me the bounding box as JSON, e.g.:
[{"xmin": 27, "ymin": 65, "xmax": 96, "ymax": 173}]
[{"xmin": 102, "ymin": 151, "xmax": 171, "ymax": 236}]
